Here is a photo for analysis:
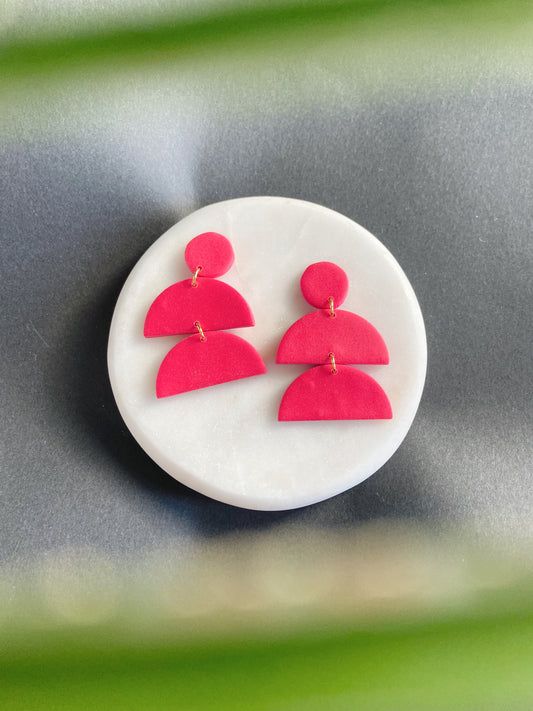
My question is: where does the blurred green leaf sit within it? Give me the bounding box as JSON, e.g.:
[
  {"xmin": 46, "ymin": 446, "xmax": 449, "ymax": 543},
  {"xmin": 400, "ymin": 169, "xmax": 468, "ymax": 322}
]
[
  {"xmin": 2, "ymin": 0, "xmax": 532, "ymax": 81},
  {"xmin": 2, "ymin": 608, "xmax": 533, "ymax": 710}
]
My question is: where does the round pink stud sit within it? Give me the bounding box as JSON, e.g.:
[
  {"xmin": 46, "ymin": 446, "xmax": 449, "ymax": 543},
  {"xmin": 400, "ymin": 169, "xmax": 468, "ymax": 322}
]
[
  {"xmin": 300, "ymin": 261, "xmax": 349, "ymax": 309},
  {"xmin": 184, "ymin": 232, "xmax": 235, "ymax": 278}
]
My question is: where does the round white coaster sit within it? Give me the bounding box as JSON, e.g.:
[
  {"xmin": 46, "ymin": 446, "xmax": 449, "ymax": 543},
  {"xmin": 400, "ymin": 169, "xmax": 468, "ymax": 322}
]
[{"xmin": 108, "ymin": 197, "xmax": 426, "ymax": 510}]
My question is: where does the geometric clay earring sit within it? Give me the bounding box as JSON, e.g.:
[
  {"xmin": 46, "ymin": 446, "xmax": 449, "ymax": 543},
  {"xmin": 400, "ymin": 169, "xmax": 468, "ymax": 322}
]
[
  {"xmin": 276, "ymin": 261, "xmax": 392, "ymax": 420},
  {"xmin": 144, "ymin": 232, "xmax": 266, "ymax": 397}
]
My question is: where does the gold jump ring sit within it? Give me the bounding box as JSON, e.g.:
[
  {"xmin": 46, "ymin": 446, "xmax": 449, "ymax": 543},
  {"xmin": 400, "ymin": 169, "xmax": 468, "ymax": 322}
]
[
  {"xmin": 194, "ymin": 321, "xmax": 206, "ymax": 341},
  {"xmin": 328, "ymin": 297, "xmax": 335, "ymax": 317},
  {"xmin": 328, "ymin": 352, "xmax": 337, "ymax": 374},
  {"xmin": 191, "ymin": 265, "xmax": 202, "ymax": 287}
]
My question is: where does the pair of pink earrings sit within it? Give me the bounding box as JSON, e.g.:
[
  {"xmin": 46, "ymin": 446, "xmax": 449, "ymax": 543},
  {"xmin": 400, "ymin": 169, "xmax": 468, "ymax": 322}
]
[{"xmin": 144, "ymin": 232, "xmax": 392, "ymax": 421}]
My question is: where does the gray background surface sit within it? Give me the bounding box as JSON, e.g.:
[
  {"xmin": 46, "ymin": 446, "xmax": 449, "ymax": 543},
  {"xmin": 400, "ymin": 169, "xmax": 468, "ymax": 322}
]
[{"xmin": 1, "ymin": 2, "xmax": 532, "ymax": 566}]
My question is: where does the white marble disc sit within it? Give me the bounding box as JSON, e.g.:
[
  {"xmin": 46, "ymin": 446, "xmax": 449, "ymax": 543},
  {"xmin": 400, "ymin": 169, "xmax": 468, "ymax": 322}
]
[{"xmin": 108, "ymin": 197, "xmax": 426, "ymax": 510}]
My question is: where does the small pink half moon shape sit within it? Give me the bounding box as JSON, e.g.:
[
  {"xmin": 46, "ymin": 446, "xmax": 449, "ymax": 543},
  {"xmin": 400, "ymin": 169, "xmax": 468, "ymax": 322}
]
[
  {"xmin": 276, "ymin": 310, "xmax": 389, "ymax": 365},
  {"xmin": 156, "ymin": 331, "xmax": 267, "ymax": 397},
  {"xmin": 278, "ymin": 364, "xmax": 392, "ymax": 421},
  {"xmin": 144, "ymin": 279, "xmax": 254, "ymax": 337}
]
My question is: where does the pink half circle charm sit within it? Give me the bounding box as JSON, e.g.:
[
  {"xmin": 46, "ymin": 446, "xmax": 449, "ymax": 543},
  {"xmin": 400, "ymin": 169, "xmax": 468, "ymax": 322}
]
[
  {"xmin": 278, "ymin": 364, "xmax": 392, "ymax": 421},
  {"xmin": 276, "ymin": 310, "xmax": 389, "ymax": 365},
  {"xmin": 156, "ymin": 331, "xmax": 267, "ymax": 397},
  {"xmin": 144, "ymin": 278, "xmax": 254, "ymax": 337}
]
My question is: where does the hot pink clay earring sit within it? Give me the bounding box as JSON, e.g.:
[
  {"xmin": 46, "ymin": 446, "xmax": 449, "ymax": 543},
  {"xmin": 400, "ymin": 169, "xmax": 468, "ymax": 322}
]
[
  {"xmin": 276, "ymin": 261, "xmax": 392, "ymax": 421},
  {"xmin": 144, "ymin": 232, "xmax": 266, "ymax": 397}
]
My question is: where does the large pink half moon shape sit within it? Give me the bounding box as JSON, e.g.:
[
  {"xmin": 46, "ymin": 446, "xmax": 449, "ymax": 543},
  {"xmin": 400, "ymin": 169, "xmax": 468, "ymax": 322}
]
[
  {"xmin": 156, "ymin": 331, "xmax": 267, "ymax": 397},
  {"xmin": 276, "ymin": 310, "xmax": 389, "ymax": 365},
  {"xmin": 144, "ymin": 278, "xmax": 254, "ymax": 337},
  {"xmin": 278, "ymin": 364, "xmax": 392, "ymax": 421}
]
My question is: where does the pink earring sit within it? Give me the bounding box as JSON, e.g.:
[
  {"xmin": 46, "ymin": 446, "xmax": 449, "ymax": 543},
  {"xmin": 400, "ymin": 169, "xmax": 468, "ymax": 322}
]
[
  {"xmin": 276, "ymin": 261, "xmax": 392, "ymax": 421},
  {"xmin": 144, "ymin": 232, "xmax": 266, "ymax": 397}
]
